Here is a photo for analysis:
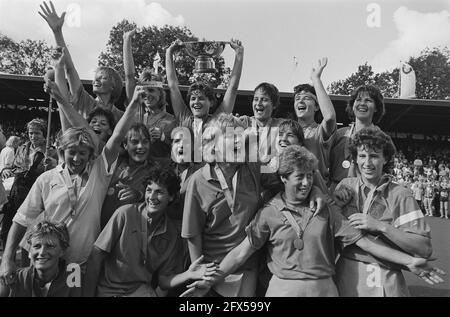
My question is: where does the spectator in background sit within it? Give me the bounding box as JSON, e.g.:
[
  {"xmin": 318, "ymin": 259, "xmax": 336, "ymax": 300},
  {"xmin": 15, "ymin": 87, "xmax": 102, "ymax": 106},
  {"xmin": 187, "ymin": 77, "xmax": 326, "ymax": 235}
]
[
  {"xmin": 0, "ymin": 125, "xmax": 6, "ymax": 151},
  {"xmin": 0, "ymin": 136, "xmax": 21, "ymax": 174}
]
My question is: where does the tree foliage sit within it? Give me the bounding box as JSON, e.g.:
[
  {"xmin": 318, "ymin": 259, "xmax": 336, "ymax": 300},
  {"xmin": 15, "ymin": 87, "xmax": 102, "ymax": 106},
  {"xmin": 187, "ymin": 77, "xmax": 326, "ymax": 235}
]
[
  {"xmin": 328, "ymin": 47, "xmax": 450, "ymax": 100},
  {"xmin": 0, "ymin": 33, "xmax": 53, "ymax": 76},
  {"xmin": 98, "ymin": 20, "xmax": 230, "ymax": 88}
]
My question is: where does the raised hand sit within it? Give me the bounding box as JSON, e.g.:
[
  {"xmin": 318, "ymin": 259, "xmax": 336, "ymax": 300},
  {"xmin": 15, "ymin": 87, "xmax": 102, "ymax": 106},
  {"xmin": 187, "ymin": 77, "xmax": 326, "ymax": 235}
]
[
  {"xmin": 311, "ymin": 57, "xmax": 328, "ymax": 81},
  {"xmin": 407, "ymin": 257, "xmax": 446, "ymax": 285},
  {"xmin": 43, "ymin": 80, "xmax": 67, "ymax": 105},
  {"xmin": 123, "ymin": 28, "xmax": 137, "ymax": 41},
  {"xmin": 167, "ymin": 39, "xmax": 184, "ymax": 54},
  {"xmin": 131, "ymin": 86, "xmax": 146, "ymax": 105},
  {"xmin": 39, "ymin": 1, "xmax": 66, "ymax": 32},
  {"xmin": 229, "ymin": 38, "xmax": 244, "ymax": 54}
]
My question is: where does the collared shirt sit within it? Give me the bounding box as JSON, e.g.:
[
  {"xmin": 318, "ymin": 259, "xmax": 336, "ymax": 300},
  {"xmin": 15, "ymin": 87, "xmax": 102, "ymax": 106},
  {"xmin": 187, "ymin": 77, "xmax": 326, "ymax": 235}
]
[
  {"xmin": 100, "ymin": 158, "xmax": 156, "ymax": 229},
  {"xmin": 95, "ymin": 203, "xmax": 183, "ymax": 297},
  {"xmin": 71, "ymin": 85, "xmax": 124, "ymax": 124},
  {"xmin": 0, "ymin": 146, "xmax": 15, "ymax": 172},
  {"xmin": 302, "ymin": 121, "xmax": 336, "ymax": 188},
  {"xmin": 246, "ymin": 193, "xmax": 362, "ymax": 280},
  {"xmin": 11, "ymin": 142, "xmax": 47, "ymax": 175},
  {"xmin": 181, "ymin": 162, "xmax": 261, "ymax": 263},
  {"xmin": 329, "ymin": 124, "xmax": 380, "ymax": 189},
  {"xmin": 239, "ymin": 116, "xmax": 283, "ymax": 168},
  {"xmin": 13, "ymin": 149, "xmax": 117, "ymax": 264},
  {"xmin": 336, "ymin": 175, "xmax": 431, "ymax": 268},
  {"xmin": 135, "ymin": 110, "xmax": 177, "ymax": 158},
  {"xmin": 9, "ymin": 261, "xmax": 81, "ymax": 297}
]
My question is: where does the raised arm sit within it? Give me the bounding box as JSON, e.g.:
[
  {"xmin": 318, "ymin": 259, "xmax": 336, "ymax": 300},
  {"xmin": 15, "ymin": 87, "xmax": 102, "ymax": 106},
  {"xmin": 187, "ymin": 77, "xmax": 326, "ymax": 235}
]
[
  {"xmin": 311, "ymin": 57, "xmax": 336, "ymax": 139},
  {"xmin": 216, "ymin": 39, "xmax": 244, "ymax": 114},
  {"xmin": 165, "ymin": 40, "xmax": 187, "ymax": 118},
  {"xmin": 103, "ymin": 86, "xmax": 143, "ymax": 167},
  {"xmin": 52, "ymin": 47, "xmax": 71, "ymax": 132},
  {"xmin": 39, "ymin": 1, "xmax": 82, "ymax": 96},
  {"xmin": 123, "ymin": 29, "xmax": 137, "ymax": 104}
]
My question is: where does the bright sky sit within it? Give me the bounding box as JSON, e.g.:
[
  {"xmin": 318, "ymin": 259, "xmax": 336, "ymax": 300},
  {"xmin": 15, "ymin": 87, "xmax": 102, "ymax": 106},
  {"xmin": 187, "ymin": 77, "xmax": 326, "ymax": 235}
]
[{"xmin": 1, "ymin": 0, "xmax": 449, "ymax": 92}]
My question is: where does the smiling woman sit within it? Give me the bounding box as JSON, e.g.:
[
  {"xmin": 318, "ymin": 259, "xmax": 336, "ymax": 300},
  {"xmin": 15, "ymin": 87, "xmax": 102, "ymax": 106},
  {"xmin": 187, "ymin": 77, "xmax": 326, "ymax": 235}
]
[{"xmin": 334, "ymin": 127, "xmax": 434, "ymax": 296}]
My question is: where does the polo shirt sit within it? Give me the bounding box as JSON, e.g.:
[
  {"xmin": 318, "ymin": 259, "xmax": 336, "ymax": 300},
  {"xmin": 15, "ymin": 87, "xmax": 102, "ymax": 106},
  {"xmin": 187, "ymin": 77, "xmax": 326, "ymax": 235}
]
[
  {"xmin": 9, "ymin": 261, "xmax": 81, "ymax": 297},
  {"xmin": 71, "ymin": 85, "xmax": 124, "ymax": 124},
  {"xmin": 100, "ymin": 158, "xmax": 156, "ymax": 229},
  {"xmin": 13, "ymin": 149, "xmax": 117, "ymax": 264},
  {"xmin": 330, "ymin": 124, "xmax": 381, "ymax": 189},
  {"xmin": 95, "ymin": 203, "xmax": 183, "ymax": 297},
  {"xmin": 181, "ymin": 163, "xmax": 261, "ymax": 263},
  {"xmin": 336, "ymin": 176, "xmax": 431, "ymax": 269},
  {"xmin": 176, "ymin": 107, "xmax": 216, "ymax": 163},
  {"xmin": 302, "ymin": 122, "xmax": 336, "ymax": 188},
  {"xmin": 138, "ymin": 110, "xmax": 177, "ymax": 158},
  {"xmin": 245, "ymin": 193, "xmax": 362, "ymax": 280},
  {"xmin": 238, "ymin": 116, "xmax": 283, "ymax": 168}
]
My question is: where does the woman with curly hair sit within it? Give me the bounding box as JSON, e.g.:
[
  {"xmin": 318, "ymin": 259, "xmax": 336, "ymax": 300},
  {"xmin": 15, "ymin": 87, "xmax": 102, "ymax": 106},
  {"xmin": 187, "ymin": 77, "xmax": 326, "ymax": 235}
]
[{"xmin": 334, "ymin": 127, "xmax": 434, "ymax": 296}]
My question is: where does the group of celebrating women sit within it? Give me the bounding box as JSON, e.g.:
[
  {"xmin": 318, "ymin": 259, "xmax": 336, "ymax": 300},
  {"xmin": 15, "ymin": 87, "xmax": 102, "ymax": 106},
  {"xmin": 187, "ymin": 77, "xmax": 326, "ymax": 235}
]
[{"xmin": 0, "ymin": 1, "xmax": 445, "ymax": 297}]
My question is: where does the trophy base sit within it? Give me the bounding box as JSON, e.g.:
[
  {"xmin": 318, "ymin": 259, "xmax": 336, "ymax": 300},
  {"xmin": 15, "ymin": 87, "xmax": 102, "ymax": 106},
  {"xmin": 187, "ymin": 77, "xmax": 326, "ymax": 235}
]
[
  {"xmin": 193, "ymin": 68, "xmax": 217, "ymax": 74},
  {"xmin": 194, "ymin": 56, "xmax": 217, "ymax": 74}
]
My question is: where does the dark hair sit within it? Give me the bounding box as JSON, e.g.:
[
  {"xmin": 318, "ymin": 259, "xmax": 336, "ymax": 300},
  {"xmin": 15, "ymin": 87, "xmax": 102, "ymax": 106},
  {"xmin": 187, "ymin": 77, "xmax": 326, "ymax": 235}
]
[
  {"xmin": 278, "ymin": 145, "xmax": 318, "ymax": 178},
  {"xmin": 254, "ymin": 82, "xmax": 280, "ymax": 110},
  {"xmin": 26, "ymin": 221, "xmax": 70, "ymax": 251},
  {"xmin": 292, "ymin": 84, "xmax": 323, "ymax": 122},
  {"xmin": 186, "ymin": 83, "xmax": 217, "ymax": 109},
  {"xmin": 144, "ymin": 167, "xmax": 180, "ymax": 197},
  {"xmin": 278, "ymin": 119, "xmax": 305, "ymax": 146},
  {"xmin": 293, "ymin": 83, "xmax": 317, "ymax": 98},
  {"xmin": 126, "ymin": 123, "xmax": 151, "ymax": 143},
  {"xmin": 87, "ymin": 107, "xmax": 116, "ymax": 131},
  {"xmin": 349, "ymin": 127, "xmax": 396, "ymax": 171},
  {"xmin": 346, "ymin": 85, "xmax": 385, "ymax": 124}
]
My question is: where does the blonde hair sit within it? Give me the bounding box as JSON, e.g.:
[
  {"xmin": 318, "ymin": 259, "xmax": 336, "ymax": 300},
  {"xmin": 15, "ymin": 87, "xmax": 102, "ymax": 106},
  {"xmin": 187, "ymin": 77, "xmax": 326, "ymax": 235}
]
[
  {"xmin": 95, "ymin": 66, "xmax": 123, "ymax": 104},
  {"xmin": 58, "ymin": 127, "xmax": 96, "ymax": 158},
  {"xmin": 202, "ymin": 113, "xmax": 246, "ymax": 163}
]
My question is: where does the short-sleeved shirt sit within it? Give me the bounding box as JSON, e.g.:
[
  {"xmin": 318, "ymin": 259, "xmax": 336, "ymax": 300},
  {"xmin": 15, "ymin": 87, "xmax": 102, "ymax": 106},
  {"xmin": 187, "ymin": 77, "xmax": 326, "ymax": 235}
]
[
  {"xmin": 100, "ymin": 157, "xmax": 156, "ymax": 229},
  {"xmin": 137, "ymin": 110, "xmax": 177, "ymax": 158},
  {"xmin": 11, "ymin": 142, "xmax": 46, "ymax": 175},
  {"xmin": 176, "ymin": 107, "xmax": 216, "ymax": 163},
  {"xmin": 13, "ymin": 149, "xmax": 117, "ymax": 264},
  {"xmin": 439, "ymin": 187, "xmax": 449, "ymax": 201},
  {"xmin": 181, "ymin": 163, "xmax": 261, "ymax": 263},
  {"xmin": 0, "ymin": 146, "xmax": 15, "ymax": 172},
  {"xmin": 336, "ymin": 175, "xmax": 431, "ymax": 268},
  {"xmin": 303, "ymin": 121, "xmax": 336, "ymax": 188},
  {"xmin": 71, "ymin": 85, "xmax": 123, "ymax": 124},
  {"xmin": 329, "ymin": 124, "xmax": 381, "ymax": 190},
  {"xmin": 246, "ymin": 193, "xmax": 362, "ymax": 280},
  {"xmin": 8, "ymin": 262, "xmax": 81, "ymax": 297},
  {"xmin": 238, "ymin": 116, "xmax": 283, "ymax": 168},
  {"xmin": 95, "ymin": 203, "xmax": 183, "ymax": 297}
]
